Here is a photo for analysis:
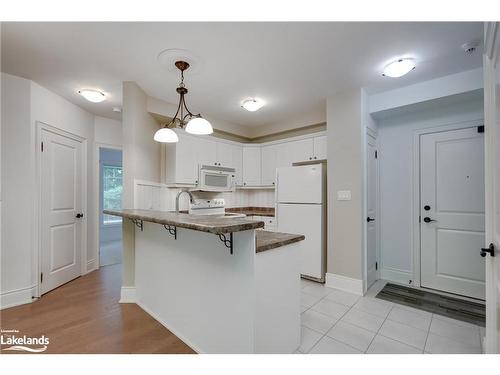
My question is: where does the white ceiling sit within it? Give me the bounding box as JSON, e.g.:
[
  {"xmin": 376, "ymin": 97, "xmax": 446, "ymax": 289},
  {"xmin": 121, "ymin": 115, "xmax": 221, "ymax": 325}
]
[{"xmin": 1, "ymin": 22, "xmax": 483, "ymax": 127}]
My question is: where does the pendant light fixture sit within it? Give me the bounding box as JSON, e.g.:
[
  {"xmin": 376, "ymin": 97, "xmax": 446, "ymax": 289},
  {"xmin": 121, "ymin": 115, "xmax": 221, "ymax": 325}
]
[{"xmin": 154, "ymin": 60, "xmax": 213, "ymax": 143}]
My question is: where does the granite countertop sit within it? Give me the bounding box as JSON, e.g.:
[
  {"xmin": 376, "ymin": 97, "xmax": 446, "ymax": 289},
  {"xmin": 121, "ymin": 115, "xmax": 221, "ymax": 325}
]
[
  {"xmin": 225, "ymin": 207, "xmax": 275, "ymax": 217},
  {"xmin": 104, "ymin": 209, "xmax": 264, "ymax": 234},
  {"xmin": 255, "ymin": 230, "xmax": 305, "ymax": 253}
]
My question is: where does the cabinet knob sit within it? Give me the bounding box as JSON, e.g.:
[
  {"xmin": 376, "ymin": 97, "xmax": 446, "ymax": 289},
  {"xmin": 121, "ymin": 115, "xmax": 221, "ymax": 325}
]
[
  {"xmin": 309, "ymin": 157, "xmax": 312, "ymax": 160},
  {"xmin": 314, "ymin": 156, "xmax": 317, "ymax": 159}
]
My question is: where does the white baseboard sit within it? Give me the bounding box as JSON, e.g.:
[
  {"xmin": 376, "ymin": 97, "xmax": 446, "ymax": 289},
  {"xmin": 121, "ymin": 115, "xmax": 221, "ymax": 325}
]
[
  {"xmin": 86, "ymin": 259, "xmax": 98, "ymax": 273},
  {"xmin": 136, "ymin": 300, "xmax": 201, "ymax": 354},
  {"xmin": 381, "ymin": 267, "xmax": 412, "ymax": 285},
  {"xmin": 119, "ymin": 287, "xmax": 136, "ymax": 303},
  {"xmin": 325, "ymin": 273, "xmax": 364, "ymax": 296},
  {"xmin": 0, "ymin": 285, "xmax": 37, "ymax": 310}
]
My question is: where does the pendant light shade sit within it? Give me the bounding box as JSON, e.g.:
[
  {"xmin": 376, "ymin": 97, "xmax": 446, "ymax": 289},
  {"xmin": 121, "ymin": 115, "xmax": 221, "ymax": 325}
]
[
  {"xmin": 185, "ymin": 117, "xmax": 213, "ymax": 135},
  {"xmin": 154, "ymin": 127, "xmax": 179, "ymax": 143}
]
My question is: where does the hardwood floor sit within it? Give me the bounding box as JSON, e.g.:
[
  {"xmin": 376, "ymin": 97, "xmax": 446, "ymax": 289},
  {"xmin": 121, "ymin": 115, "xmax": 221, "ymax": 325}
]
[{"xmin": 0, "ymin": 264, "xmax": 195, "ymax": 354}]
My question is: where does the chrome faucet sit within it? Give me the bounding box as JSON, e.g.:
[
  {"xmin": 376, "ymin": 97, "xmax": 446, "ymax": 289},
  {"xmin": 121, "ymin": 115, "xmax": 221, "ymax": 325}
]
[{"xmin": 175, "ymin": 190, "xmax": 194, "ymax": 214}]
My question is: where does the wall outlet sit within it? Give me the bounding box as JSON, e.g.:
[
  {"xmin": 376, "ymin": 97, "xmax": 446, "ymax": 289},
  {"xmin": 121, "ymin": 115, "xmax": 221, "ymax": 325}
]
[{"xmin": 337, "ymin": 190, "xmax": 352, "ymax": 201}]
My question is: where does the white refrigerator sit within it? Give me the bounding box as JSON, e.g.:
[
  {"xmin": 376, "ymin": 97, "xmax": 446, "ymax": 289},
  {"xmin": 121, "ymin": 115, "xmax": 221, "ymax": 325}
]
[{"xmin": 276, "ymin": 163, "xmax": 326, "ymax": 282}]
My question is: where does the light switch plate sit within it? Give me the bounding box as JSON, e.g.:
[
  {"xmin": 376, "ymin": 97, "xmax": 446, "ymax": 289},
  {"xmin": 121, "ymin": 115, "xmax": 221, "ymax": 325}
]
[{"xmin": 337, "ymin": 190, "xmax": 352, "ymax": 201}]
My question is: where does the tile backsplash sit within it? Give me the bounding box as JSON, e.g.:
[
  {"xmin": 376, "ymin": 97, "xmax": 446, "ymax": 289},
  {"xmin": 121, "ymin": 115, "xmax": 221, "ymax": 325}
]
[{"xmin": 134, "ymin": 180, "xmax": 275, "ymax": 212}]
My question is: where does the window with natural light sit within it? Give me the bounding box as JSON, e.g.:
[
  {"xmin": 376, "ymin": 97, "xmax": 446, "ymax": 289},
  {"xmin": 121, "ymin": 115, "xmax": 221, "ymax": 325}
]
[{"xmin": 102, "ymin": 165, "xmax": 123, "ymax": 225}]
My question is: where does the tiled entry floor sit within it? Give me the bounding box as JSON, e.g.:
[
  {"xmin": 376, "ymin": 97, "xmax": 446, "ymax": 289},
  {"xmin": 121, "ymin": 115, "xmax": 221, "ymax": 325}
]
[{"xmin": 297, "ymin": 279, "xmax": 484, "ymax": 354}]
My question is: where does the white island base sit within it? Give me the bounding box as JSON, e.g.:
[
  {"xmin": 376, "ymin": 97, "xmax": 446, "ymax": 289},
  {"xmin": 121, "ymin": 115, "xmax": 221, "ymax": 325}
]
[{"xmin": 120, "ymin": 219, "xmax": 301, "ymax": 354}]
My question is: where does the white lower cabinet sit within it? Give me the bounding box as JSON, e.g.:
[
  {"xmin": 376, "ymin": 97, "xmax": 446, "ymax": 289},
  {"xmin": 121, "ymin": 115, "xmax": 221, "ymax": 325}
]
[{"xmin": 250, "ymin": 215, "xmax": 277, "ymax": 232}]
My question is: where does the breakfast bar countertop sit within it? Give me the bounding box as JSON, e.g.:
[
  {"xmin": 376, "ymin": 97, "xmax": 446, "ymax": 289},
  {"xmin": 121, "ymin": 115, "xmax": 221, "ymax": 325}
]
[
  {"xmin": 103, "ymin": 208, "xmax": 264, "ymax": 234},
  {"xmin": 225, "ymin": 207, "xmax": 275, "ymax": 217},
  {"xmin": 255, "ymin": 230, "xmax": 305, "ymax": 253}
]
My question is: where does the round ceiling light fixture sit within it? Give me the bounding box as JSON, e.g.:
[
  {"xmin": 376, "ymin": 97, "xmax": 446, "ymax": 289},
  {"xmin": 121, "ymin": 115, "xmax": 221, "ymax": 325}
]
[
  {"xmin": 78, "ymin": 89, "xmax": 106, "ymax": 103},
  {"xmin": 382, "ymin": 58, "xmax": 416, "ymax": 78},
  {"xmin": 241, "ymin": 98, "xmax": 265, "ymax": 112},
  {"xmin": 154, "ymin": 60, "xmax": 213, "ymax": 143}
]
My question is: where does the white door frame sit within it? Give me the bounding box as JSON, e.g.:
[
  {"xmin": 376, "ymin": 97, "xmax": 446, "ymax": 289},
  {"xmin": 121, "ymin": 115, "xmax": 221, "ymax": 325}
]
[
  {"xmin": 363, "ymin": 127, "xmax": 380, "ymax": 292},
  {"xmin": 93, "ymin": 142, "xmax": 122, "ymax": 270},
  {"xmin": 34, "ymin": 121, "xmax": 88, "ymax": 298},
  {"xmin": 483, "ymin": 21, "xmax": 500, "ymax": 354},
  {"xmin": 411, "ymin": 119, "xmax": 484, "ymax": 288}
]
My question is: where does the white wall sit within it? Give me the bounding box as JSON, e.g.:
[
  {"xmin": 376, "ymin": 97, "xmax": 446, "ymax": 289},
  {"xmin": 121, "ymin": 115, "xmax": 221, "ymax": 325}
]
[
  {"xmin": 30, "ymin": 80, "xmax": 97, "ymax": 275},
  {"xmin": 1, "ymin": 74, "xmax": 34, "ymax": 307},
  {"xmin": 94, "ymin": 116, "xmax": 122, "ymax": 146},
  {"xmin": 122, "ymin": 82, "xmax": 161, "ymax": 208},
  {"xmin": 376, "ymin": 91, "xmax": 484, "ymax": 284},
  {"xmin": 370, "ymin": 68, "xmax": 483, "ymax": 114},
  {"xmin": 1, "ymin": 72, "xmax": 99, "ymax": 309},
  {"xmin": 326, "ymin": 88, "xmax": 365, "ymax": 286}
]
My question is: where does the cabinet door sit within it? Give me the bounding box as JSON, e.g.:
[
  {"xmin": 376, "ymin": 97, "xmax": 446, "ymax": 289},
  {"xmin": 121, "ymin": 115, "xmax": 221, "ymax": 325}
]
[
  {"xmin": 277, "ymin": 138, "xmax": 314, "ymax": 166},
  {"xmin": 242, "ymin": 146, "xmax": 261, "ymax": 186},
  {"xmin": 175, "ymin": 133, "xmax": 199, "ymax": 184},
  {"xmin": 196, "ymin": 137, "xmax": 217, "ymax": 167},
  {"xmin": 289, "ymin": 138, "xmax": 314, "ymax": 163},
  {"xmin": 261, "ymin": 144, "xmax": 278, "ymax": 186},
  {"xmin": 313, "ymin": 135, "xmax": 327, "ymax": 160},
  {"xmin": 216, "ymin": 142, "xmax": 236, "ymax": 167},
  {"xmin": 232, "ymin": 145, "xmax": 243, "ymax": 186}
]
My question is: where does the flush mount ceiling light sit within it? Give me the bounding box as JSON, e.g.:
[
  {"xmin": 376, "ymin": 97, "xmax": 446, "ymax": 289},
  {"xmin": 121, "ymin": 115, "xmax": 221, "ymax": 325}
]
[
  {"xmin": 382, "ymin": 58, "xmax": 416, "ymax": 78},
  {"xmin": 154, "ymin": 60, "xmax": 213, "ymax": 143},
  {"xmin": 78, "ymin": 89, "xmax": 106, "ymax": 103},
  {"xmin": 241, "ymin": 98, "xmax": 265, "ymax": 112}
]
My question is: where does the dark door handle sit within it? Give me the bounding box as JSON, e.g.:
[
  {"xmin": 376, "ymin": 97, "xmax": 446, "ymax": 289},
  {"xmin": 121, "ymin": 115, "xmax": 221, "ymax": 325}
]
[
  {"xmin": 480, "ymin": 243, "xmax": 495, "ymax": 257},
  {"xmin": 367, "ymin": 217, "xmax": 375, "ymax": 222},
  {"xmin": 423, "ymin": 217, "xmax": 436, "ymax": 223},
  {"xmin": 76, "ymin": 213, "xmax": 84, "ymax": 218}
]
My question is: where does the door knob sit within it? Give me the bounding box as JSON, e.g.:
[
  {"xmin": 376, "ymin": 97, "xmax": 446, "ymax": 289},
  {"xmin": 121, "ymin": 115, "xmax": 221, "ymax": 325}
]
[
  {"xmin": 76, "ymin": 213, "xmax": 84, "ymax": 218},
  {"xmin": 366, "ymin": 217, "xmax": 375, "ymax": 222},
  {"xmin": 480, "ymin": 243, "xmax": 495, "ymax": 257},
  {"xmin": 423, "ymin": 217, "xmax": 436, "ymax": 223}
]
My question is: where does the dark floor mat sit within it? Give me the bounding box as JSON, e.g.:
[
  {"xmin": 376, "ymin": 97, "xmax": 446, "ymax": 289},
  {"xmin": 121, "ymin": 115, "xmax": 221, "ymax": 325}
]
[{"xmin": 376, "ymin": 283, "xmax": 485, "ymax": 327}]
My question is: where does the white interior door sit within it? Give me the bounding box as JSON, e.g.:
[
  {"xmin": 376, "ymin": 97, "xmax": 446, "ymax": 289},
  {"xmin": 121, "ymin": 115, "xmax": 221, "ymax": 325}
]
[
  {"xmin": 420, "ymin": 127, "xmax": 485, "ymax": 299},
  {"xmin": 483, "ymin": 21, "xmax": 500, "ymax": 354},
  {"xmin": 366, "ymin": 134, "xmax": 378, "ymax": 289},
  {"xmin": 41, "ymin": 128, "xmax": 83, "ymax": 294}
]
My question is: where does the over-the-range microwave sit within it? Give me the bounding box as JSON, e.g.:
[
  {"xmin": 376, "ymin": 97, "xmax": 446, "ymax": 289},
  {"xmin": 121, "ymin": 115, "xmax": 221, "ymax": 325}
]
[{"xmin": 198, "ymin": 164, "xmax": 236, "ymax": 192}]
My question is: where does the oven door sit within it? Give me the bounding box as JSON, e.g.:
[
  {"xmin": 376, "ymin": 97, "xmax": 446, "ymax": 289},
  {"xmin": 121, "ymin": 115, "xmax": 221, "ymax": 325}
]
[{"xmin": 199, "ymin": 167, "xmax": 235, "ymax": 192}]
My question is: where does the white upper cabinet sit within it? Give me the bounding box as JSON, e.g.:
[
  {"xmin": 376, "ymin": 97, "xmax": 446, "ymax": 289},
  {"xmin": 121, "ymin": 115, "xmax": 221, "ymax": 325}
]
[
  {"xmin": 216, "ymin": 142, "xmax": 243, "ymax": 185},
  {"xmin": 197, "ymin": 138, "xmax": 217, "ymax": 167},
  {"xmin": 242, "ymin": 146, "xmax": 262, "ymax": 186},
  {"xmin": 216, "ymin": 142, "xmax": 234, "ymax": 167},
  {"xmin": 164, "ymin": 130, "xmax": 326, "ymax": 187},
  {"xmin": 164, "ymin": 132, "xmax": 198, "ymax": 185},
  {"xmin": 261, "ymin": 144, "xmax": 278, "ymax": 186},
  {"xmin": 313, "ymin": 135, "xmax": 327, "ymax": 160},
  {"xmin": 284, "ymin": 138, "xmax": 314, "ymax": 164}
]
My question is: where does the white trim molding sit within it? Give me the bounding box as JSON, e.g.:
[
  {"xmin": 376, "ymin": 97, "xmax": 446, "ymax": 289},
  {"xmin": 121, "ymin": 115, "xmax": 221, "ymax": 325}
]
[
  {"xmin": 0, "ymin": 285, "xmax": 37, "ymax": 310},
  {"xmin": 381, "ymin": 267, "xmax": 412, "ymax": 286},
  {"xmin": 86, "ymin": 259, "xmax": 98, "ymax": 274},
  {"xmin": 325, "ymin": 273, "xmax": 364, "ymax": 296},
  {"xmin": 119, "ymin": 287, "xmax": 136, "ymax": 303}
]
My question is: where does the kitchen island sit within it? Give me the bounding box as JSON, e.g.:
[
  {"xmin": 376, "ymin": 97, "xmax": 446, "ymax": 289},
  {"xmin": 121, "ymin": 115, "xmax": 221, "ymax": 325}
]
[{"xmin": 104, "ymin": 209, "xmax": 304, "ymax": 354}]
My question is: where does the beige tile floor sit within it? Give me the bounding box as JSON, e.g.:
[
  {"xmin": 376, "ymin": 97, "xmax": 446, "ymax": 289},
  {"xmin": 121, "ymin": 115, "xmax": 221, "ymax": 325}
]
[{"xmin": 296, "ymin": 279, "xmax": 484, "ymax": 354}]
